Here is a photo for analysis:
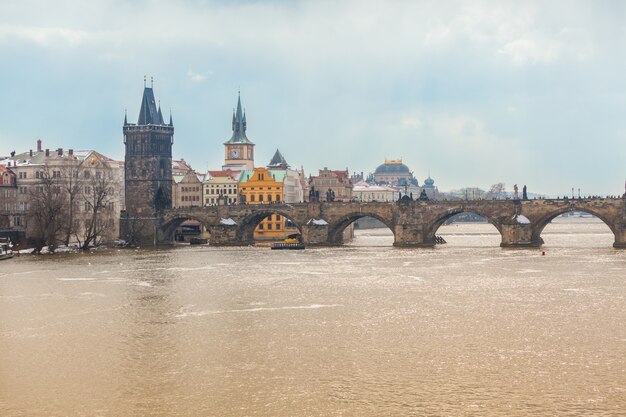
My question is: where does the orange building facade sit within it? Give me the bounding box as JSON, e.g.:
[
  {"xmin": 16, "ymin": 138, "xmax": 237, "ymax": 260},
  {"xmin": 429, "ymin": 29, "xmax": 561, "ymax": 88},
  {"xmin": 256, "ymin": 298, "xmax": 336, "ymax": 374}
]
[{"xmin": 239, "ymin": 167, "xmax": 287, "ymax": 240}]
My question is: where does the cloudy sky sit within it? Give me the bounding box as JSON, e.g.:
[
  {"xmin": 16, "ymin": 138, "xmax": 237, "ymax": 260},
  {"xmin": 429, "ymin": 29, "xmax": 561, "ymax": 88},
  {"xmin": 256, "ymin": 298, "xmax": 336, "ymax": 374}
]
[{"xmin": 0, "ymin": 0, "xmax": 624, "ymax": 196}]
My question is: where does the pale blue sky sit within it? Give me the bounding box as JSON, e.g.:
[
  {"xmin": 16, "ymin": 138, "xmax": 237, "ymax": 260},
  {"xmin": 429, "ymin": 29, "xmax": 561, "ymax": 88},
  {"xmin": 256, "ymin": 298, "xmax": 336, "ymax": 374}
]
[{"xmin": 0, "ymin": 0, "xmax": 624, "ymax": 196}]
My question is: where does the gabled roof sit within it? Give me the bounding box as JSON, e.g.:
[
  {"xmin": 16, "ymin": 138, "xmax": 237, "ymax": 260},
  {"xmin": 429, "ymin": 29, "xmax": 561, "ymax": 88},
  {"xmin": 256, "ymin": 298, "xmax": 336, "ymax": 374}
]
[
  {"xmin": 267, "ymin": 149, "xmax": 289, "ymax": 169},
  {"xmin": 224, "ymin": 93, "xmax": 253, "ymax": 145},
  {"xmin": 207, "ymin": 169, "xmax": 241, "ymax": 180}
]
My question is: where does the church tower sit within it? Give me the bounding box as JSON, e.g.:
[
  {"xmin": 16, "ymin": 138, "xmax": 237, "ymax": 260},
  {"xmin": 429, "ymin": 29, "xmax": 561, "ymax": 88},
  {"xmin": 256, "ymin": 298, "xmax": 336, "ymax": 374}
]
[
  {"xmin": 222, "ymin": 92, "xmax": 255, "ymax": 171},
  {"xmin": 122, "ymin": 79, "xmax": 174, "ymax": 219}
]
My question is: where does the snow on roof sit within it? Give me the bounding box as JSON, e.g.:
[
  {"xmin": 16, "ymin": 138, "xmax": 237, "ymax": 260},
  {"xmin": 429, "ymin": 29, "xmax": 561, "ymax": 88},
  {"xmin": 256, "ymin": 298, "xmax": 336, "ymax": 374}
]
[
  {"xmin": 307, "ymin": 218, "xmax": 328, "ymax": 226},
  {"xmin": 220, "ymin": 218, "xmax": 237, "ymax": 226}
]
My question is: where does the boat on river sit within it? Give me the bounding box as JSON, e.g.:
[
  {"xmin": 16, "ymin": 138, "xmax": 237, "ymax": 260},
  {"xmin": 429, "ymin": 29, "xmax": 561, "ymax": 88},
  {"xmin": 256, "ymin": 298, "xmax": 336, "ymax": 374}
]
[
  {"xmin": 0, "ymin": 238, "xmax": 14, "ymax": 260},
  {"xmin": 271, "ymin": 234, "xmax": 305, "ymax": 250}
]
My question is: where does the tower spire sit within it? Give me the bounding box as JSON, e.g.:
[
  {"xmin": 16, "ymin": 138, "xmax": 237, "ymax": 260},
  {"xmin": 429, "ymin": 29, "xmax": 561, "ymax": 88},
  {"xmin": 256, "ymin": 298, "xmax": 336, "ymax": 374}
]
[{"xmin": 124, "ymin": 108, "xmax": 128, "ymax": 125}]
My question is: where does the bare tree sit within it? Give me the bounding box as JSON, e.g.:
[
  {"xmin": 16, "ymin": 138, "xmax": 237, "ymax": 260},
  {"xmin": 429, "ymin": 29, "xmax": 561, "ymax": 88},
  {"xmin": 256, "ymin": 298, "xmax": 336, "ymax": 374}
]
[
  {"xmin": 60, "ymin": 161, "xmax": 82, "ymax": 246},
  {"xmin": 75, "ymin": 164, "xmax": 116, "ymax": 250},
  {"xmin": 486, "ymin": 182, "xmax": 506, "ymax": 200},
  {"xmin": 27, "ymin": 166, "xmax": 68, "ymax": 253}
]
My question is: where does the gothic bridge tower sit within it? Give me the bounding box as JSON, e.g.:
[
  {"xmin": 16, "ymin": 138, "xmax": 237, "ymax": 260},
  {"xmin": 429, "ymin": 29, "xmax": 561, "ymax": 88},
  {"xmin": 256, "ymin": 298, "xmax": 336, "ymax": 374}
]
[{"xmin": 121, "ymin": 79, "xmax": 174, "ymax": 244}]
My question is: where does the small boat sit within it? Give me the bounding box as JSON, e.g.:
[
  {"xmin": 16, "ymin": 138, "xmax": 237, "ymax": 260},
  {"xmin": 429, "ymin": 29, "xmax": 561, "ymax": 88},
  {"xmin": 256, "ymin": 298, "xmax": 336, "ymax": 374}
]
[
  {"xmin": 271, "ymin": 241, "xmax": 305, "ymax": 250},
  {"xmin": 0, "ymin": 238, "xmax": 14, "ymax": 260}
]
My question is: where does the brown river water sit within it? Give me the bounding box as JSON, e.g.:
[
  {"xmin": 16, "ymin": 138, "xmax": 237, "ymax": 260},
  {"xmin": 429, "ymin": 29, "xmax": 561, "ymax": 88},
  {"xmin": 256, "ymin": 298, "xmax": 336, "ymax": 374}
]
[{"xmin": 1, "ymin": 217, "xmax": 625, "ymax": 416}]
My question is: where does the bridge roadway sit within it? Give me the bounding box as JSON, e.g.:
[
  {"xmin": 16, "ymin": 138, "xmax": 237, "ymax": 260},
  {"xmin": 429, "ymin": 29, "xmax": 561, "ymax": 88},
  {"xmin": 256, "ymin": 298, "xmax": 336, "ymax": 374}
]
[{"xmin": 124, "ymin": 197, "xmax": 626, "ymax": 248}]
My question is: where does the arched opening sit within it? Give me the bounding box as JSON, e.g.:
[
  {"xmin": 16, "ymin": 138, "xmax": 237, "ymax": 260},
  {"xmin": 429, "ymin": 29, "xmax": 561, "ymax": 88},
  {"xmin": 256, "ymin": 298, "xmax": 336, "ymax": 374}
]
[
  {"xmin": 330, "ymin": 214, "xmax": 395, "ymax": 247},
  {"xmin": 535, "ymin": 210, "xmax": 615, "ymax": 248},
  {"xmin": 431, "ymin": 211, "xmax": 502, "ymax": 247},
  {"xmin": 161, "ymin": 217, "xmax": 210, "ymax": 244},
  {"xmin": 237, "ymin": 210, "xmax": 302, "ymax": 246}
]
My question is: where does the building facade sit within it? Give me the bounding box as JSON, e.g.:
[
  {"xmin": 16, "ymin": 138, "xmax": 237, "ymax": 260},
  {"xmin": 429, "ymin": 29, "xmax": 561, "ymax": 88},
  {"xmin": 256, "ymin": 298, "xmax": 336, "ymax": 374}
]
[
  {"xmin": 172, "ymin": 170, "xmax": 203, "ymax": 208},
  {"xmin": 239, "ymin": 167, "xmax": 285, "ymax": 240},
  {"xmin": 222, "ymin": 93, "xmax": 255, "ymax": 171},
  {"xmin": 203, "ymin": 170, "xmax": 240, "ymax": 206},
  {"xmin": 309, "ymin": 168, "xmax": 353, "ymax": 202},
  {"xmin": 352, "ymin": 181, "xmax": 399, "ymax": 202},
  {"xmin": 0, "ymin": 164, "xmax": 17, "ymax": 228},
  {"xmin": 0, "ymin": 142, "xmax": 122, "ymax": 246}
]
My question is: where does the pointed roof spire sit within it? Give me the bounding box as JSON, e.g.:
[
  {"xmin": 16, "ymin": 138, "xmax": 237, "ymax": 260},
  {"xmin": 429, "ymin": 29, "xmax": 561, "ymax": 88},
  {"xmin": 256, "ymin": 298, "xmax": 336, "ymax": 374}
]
[
  {"xmin": 157, "ymin": 101, "xmax": 164, "ymax": 124},
  {"xmin": 224, "ymin": 91, "xmax": 253, "ymax": 145},
  {"xmin": 124, "ymin": 108, "xmax": 128, "ymax": 125},
  {"xmin": 267, "ymin": 149, "xmax": 289, "ymax": 169},
  {"xmin": 169, "ymin": 109, "xmax": 173, "ymax": 126},
  {"xmin": 137, "ymin": 80, "xmax": 162, "ymax": 125}
]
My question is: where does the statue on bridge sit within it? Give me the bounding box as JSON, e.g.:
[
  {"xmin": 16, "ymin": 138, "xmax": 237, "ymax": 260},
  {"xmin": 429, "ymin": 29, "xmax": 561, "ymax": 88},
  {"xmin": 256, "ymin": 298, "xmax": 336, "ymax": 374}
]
[
  {"xmin": 326, "ymin": 188, "xmax": 336, "ymax": 202},
  {"xmin": 309, "ymin": 187, "xmax": 320, "ymax": 203},
  {"xmin": 419, "ymin": 189, "xmax": 428, "ymax": 200},
  {"xmin": 523, "ymin": 185, "xmax": 528, "ymax": 200},
  {"xmin": 513, "ymin": 184, "xmax": 519, "ymax": 200}
]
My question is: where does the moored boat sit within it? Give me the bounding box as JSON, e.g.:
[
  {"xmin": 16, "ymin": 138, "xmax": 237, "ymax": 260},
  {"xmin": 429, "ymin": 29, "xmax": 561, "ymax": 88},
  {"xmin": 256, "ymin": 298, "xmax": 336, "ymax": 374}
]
[{"xmin": 271, "ymin": 241, "xmax": 305, "ymax": 250}]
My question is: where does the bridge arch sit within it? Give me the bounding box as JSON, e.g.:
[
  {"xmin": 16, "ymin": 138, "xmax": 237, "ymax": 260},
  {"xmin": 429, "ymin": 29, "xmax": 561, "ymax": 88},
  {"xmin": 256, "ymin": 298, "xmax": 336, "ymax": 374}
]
[
  {"xmin": 427, "ymin": 208, "xmax": 504, "ymax": 246},
  {"xmin": 161, "ymin": 215, "xmax": 210, "ymax": 243},
  {"xmin": 236, "ymin": 209, "xmax": 303, "ymax": 244},
  {"xmin": 327, "ymin": 212, "xmax": 395, "ymax": 245},
  {"xmin": 531, "ymin": 207, "xmax": 617, "ymax": 246}
]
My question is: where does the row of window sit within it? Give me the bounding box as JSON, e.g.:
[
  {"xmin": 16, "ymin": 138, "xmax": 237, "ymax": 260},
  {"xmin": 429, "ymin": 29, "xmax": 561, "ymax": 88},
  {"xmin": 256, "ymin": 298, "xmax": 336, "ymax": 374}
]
[
  {"xmin": 207, "ymin": 188, "xmax": 237, "ymax": 195},
  {"xmin": 257, "ymin": 222, "xmax": 281, "ymax": 231},
  {"xmin": 247, "ymin": 194, "xmax": 281, "ymax": 203},
  {"xmin": 181, "ymin": 186, "xmax": 200, "ymax": 192},
  {"xmin": 181, "ymin": 195, "xmax": 200, "ymax": 202}
]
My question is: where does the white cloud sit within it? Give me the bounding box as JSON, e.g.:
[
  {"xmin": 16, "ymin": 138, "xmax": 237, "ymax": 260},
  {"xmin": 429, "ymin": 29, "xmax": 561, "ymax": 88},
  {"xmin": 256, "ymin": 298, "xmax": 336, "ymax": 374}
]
[{"xmin": 187, "ymin": 69, "xmax": 210, "ymax": 82}]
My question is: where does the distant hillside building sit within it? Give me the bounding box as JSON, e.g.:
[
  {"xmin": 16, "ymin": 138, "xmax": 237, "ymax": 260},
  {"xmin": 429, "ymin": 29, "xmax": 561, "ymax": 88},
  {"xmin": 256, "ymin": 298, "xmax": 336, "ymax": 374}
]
[
  {"xmin": 223, "ymin": 92, "xmax": 255, "ymax": 171},
  {"xmin": 373, "ymin": 159, "xmax": 418, "ymax": 186}
]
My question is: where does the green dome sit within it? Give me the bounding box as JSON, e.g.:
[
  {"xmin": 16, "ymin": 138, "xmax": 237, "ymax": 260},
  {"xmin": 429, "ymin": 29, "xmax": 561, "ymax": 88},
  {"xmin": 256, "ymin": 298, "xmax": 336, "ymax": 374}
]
[{"xmin": 374, "ymin": 162, "xmax": 411, "ymax": 175}]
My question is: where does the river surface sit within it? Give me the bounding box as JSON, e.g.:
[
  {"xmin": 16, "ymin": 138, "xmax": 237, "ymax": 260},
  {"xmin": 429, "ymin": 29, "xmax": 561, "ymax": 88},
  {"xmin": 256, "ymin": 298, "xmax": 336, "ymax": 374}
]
[{"xmin": 1, "ymin": 218, "xmax": 625, "ymax": 416}]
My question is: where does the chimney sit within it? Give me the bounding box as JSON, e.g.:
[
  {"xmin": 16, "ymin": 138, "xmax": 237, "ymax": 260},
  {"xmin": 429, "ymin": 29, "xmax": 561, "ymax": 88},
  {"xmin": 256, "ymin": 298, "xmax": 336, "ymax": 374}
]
[
  {"xmin": 68, "ymin": 149, "xmax": 73, "ymax": 156},
  {"xmin": 57, "ymin": 148, "xmax": 63, "ymax": 156},
  {"xmin": 45, "ymin": 149, "xmax": 50, "ymax": 157},
  {"xmin": 37, "ymin": 139, "xmax": 42, "ymax": 152},
  {"xmin": 30, "ymin": 149, "xmax": 33, "ymax": 157}
]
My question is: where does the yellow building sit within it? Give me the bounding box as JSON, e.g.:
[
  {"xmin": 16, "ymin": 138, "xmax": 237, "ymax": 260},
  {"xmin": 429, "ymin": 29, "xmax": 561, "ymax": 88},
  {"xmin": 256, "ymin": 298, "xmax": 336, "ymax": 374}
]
[{"xmin": 239, "ymin": 167, "xmax": 287, "ymax": 240}]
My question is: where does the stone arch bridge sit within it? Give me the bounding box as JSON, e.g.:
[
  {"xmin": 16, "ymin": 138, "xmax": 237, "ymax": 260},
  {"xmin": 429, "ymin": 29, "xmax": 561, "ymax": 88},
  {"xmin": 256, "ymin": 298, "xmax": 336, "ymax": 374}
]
[{"xmin": 126, "ymin": 198, "xmax": 626, "ymax": 248}]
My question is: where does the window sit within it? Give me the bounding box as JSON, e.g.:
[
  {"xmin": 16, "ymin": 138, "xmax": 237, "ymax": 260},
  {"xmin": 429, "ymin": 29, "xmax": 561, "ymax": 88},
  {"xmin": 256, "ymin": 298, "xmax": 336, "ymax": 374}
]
[
  {"xmin": 84, "ymin": 186, "xmax": 91, "ymax": 195},
  {"xmin": 275, "ymin": 195, "xmax": 280, "ymax": 203},
  {"xmin": 259, "ymin": 223, "xmax": 264, "ymax": 230},
  {"xmin": 276, "ymin": 215, "xmax": 281, "ymax": 221},
  {"xmin": 96, "ymin": 171, "xmax": 101, "ymax": 179},
  {"xmin": 53, "ymin": 171, "xmax": 60, "ymax": 178},
  {"xmin": 84, "ymin": 202, "xmax": 90, "ymax": 211},
  {"xmin": 267, "ymin": 223, "xmax": 272, "ymax": 230},
  {"xmin": 19, "ymin": 172, "xmax": 26, "ymax": 179},
  {"xmin": 84, "ymin": 171, "xmax": 90, "ymax": 179},
  {"xmin": 267, "ymin": 194, "xmax": 272, "ymax": 202},
  {"xmin": 259, "ymin": 194, "xmax": 263, "ymax": 202},
  {"xmin": 276, "ymin": 223, "xmax": 281, "ymax": 230},
  {"xmin": 250, "ymin": 195, "xmax": 255, "ymax": 202}
]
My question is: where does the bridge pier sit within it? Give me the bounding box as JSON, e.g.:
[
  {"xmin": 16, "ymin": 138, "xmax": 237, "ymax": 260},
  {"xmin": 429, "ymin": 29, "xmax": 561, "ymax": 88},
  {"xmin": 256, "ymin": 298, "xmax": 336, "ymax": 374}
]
[
  {"xmin": 392, "ymin": 224, "xmax": 434, "ymax": 247},
  {"xmin": 120, "ymin": 213, "xmax": 171, "ymax": 246},
  {"xmin": 614, "ymin": 224, "xmax": 626, "ymax": 249},
  {"xmin": 208, "ymin": 224, "xmax": 246, "ymax": 246},
  {"xmin": 302, "ymin": 223, "xmax": 331, "ymax": 246},
  {"xmin": 499, "ymin": 223, "xmax": 539, "ymax": 248}
]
